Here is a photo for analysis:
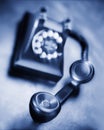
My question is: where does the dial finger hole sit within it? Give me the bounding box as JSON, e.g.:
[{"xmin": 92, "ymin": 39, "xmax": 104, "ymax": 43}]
[
  {"xmin": 42, "ymin": 31, "xmax": 48, "ymax": 38},
  {"xmin": 47, "ymin": 54, "xmax": 53, "ymax": 60},
  {"xmin": 56, "ymin": 36, "xmax": 63, "ymax": 44},
  {"xmin": 53, "ymin": 32, "xmax": 59, "ymax": 39},
  {"xmin": 38, "ymin": 36, "xmax": 43, "ymax": 42},
  {"xmin": 33, "ymin": 41, "xmax": 42, "ymax": 48},
  {"xmin": 33, "ymin": 47, "xmax": 42, "ymax": 54},
  {"xmin": 47, "ymin": 30, "xmax": 54, "ymax": 37},
  {"xmin": 40, "ymin": 52, "xmax": 47, "ymax": 58},
  {"xmin": 52, "ymin": 51, "xmax": 58, "ymax": 58}
]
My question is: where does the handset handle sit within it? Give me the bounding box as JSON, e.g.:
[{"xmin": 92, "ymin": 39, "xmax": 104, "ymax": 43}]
[{"xmin": 55, "ymin": 82, "xmax": 76, "ymax": 104}]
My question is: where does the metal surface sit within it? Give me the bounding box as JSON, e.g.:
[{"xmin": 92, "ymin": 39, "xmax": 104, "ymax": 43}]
[{"xmin": 0, "ymin": 1, "xmax": 104, "ymax": 130}]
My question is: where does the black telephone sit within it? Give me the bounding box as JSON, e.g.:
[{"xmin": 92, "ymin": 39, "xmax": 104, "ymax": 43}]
[
  {"xmin": 10, "ymin": 8, "xmax": 71, "ymax": 81},
  {"xmin": 9, "ymin": 7, "xmax": 94, "ymax": 122}
]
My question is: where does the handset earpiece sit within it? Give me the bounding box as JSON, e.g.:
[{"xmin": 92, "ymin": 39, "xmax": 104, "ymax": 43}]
[
  {"xmin": 70, "ymin": 60, "xmax": 94, "ymax": 84},
  {"xmin": 29, "ymin": 92, "xmax": 61, "ymax": 122},
  {"xmin": 29, "ymin": 82, "xmax": 74, "ymax": 122}
]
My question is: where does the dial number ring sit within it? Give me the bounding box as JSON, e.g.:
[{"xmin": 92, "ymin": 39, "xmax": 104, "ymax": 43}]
[{"xmin": 32, "ymin": 30, "xmax": 63, "ymax": 60}]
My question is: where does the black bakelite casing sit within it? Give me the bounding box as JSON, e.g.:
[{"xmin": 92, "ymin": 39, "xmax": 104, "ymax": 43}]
[{"xmin": 10, "ymin": 12, "xmax": 67, "ymax": 82}]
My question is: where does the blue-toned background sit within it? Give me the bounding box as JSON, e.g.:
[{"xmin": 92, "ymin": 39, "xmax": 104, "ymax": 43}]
[{"xmin": 0, "ymin": 0, "xmax": 104, "ymax": 130}]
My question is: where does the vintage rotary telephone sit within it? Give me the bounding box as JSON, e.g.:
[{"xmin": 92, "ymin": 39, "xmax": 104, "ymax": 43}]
[{"xmin": 11, "ymin": 8, "xmax": 94, "ymax": 122}]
